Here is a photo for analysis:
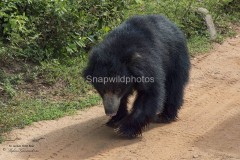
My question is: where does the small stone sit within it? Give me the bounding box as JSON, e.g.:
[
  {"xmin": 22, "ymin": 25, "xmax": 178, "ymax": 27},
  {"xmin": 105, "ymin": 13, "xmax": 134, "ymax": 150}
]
[{"xmin": 193, "ymin": 155, "xmax": 199, "ymax": 158}]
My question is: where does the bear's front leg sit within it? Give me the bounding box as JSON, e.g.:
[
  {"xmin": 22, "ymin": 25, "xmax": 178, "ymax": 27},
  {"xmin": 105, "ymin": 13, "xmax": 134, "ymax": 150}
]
[
  {"xmin": 116, "ymin": 91, "xmax": 163, "ymax": 138},
  {"xmin": 106, "ymin": 94, "xmax": 130, "ymax": 128},
  {"xmin": 106, "ymin": 104, "xmax": 128, "ymax": 128}
]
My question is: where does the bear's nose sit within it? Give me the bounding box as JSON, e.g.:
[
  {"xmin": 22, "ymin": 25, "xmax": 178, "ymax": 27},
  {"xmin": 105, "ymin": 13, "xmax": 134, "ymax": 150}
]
[{"xmin": 105, "ymin": 111, "xmax": 117, "ymax": 117}]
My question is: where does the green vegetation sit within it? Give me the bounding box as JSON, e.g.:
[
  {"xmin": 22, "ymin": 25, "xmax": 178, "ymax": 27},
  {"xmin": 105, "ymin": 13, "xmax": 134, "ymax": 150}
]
[
  {"xmin": 0, "ymin": 0, "xmax": 126, "ymax": 61},
  {"xmin": 0, "ymin": 94, "xmax": 100, "ymax": 134},
  {"xmin": 0, "ymin": 0, "xmax": 239, "ymax": 143},
  {"xmin": 126, "ymin": 0, "xmax": 239, "ymax": 55},
  {"xmin": 0, "ymin": 58, "xmax": 101, "ymax": 143}
]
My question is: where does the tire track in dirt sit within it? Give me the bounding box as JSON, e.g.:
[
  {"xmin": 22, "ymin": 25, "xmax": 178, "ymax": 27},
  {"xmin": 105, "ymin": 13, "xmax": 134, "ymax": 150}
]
[{"xmin": 0, "ymin": 29, "xmax": 240, "ymax": 160}]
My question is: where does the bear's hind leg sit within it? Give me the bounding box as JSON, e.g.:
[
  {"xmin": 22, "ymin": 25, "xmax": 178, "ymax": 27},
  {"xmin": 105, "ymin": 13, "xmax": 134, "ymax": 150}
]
[{"xmin": 158, "ymin": 70, "xmax": 187, "ymax": 123}]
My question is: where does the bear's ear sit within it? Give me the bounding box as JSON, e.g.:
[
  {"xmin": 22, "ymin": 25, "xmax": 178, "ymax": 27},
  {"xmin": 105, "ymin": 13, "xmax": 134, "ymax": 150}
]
[{"xmin": 82, "ymin": 50, "xmax": 97, "ymax": 80}]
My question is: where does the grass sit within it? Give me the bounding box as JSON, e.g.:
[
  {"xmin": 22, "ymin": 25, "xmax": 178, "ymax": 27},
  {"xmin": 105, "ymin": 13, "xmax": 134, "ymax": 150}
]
[
  {"xmin": 0, "ymin": 0, "xmax": 239, "ymax": 143},
  {"xmin": 0, "ymin": 94, "xmax": 100, "ymax": 133},
  {"xmin": 188, "ymin": 36, "xmax": 212, "ymax": 55},
  {"xmin": 0, "ymin": 57, "xmax": 101, "ymax": 143}
]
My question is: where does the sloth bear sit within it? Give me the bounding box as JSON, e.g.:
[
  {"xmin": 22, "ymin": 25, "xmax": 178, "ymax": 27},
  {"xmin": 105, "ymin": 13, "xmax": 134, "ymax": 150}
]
[{"xmin": 83, "ymin": 15, "xmax": 190, "ymax": 138}]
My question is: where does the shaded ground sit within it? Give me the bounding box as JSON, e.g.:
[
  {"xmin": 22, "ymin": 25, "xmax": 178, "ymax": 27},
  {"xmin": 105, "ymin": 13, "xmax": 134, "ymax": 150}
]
[{"xmin": 0, "ymin": 30, "xmax": 240, "ymax": 160}]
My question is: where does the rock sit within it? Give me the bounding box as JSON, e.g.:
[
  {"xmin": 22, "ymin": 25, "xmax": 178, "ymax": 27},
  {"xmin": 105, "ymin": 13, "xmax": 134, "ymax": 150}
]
[
  {"xmin": 197, "ymin": 7, "xmax": 209, "ymax": 14},
  {"xmin": 197, "ymin": 7, "xmax": 217, "ymax": 40}
]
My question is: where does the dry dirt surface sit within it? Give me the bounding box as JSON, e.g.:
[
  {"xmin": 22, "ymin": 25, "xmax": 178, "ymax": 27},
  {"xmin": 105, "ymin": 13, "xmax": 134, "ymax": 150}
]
[{"xmin": 1, "ymin": 30, "xmax": 240, "ymax": 160}]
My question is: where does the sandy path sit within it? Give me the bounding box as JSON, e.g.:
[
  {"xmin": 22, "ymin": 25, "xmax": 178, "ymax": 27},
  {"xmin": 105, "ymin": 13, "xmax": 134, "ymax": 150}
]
[{"xmin": 1, "ymin": 30, "xmax": 240, "ymax": 160}]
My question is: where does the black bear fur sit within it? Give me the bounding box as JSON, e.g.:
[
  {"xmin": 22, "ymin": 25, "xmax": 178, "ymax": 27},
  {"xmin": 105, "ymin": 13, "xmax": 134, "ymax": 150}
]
[{"xmin": 83, "ymin": 15, "xmax": 190, "ymax": 138}]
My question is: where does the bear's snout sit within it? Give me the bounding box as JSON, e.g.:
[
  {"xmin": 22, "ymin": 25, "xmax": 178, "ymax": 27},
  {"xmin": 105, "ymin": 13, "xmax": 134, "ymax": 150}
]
[{"xmin": 103, "ymin": 93, "xmax": 120, "ymax": 116}]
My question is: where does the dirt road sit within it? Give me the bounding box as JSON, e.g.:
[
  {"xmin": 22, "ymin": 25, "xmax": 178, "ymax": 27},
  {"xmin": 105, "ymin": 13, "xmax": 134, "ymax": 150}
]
[{"xmin": 1, "ymin": 30, "xmax": 240, "ymax": 160}]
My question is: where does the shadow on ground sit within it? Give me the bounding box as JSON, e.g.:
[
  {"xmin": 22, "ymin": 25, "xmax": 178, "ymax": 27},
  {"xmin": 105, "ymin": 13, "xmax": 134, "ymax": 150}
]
[{"xmin": 19, "ymin": 115, "xmax": 166, "ymax": 159}]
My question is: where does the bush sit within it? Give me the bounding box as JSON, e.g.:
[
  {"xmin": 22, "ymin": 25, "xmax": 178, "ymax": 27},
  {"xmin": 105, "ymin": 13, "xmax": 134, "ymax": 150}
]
[
  {"xmin": 0, "ymin": 0, "xmax": 127, "ymax": 61},
  {"xmin": 202, "ymin": 0, "xmax": 240, "ymax": 35},
  {"xmin": 1, "ymin": 0, "xmax": 238, "ymax": 61},
  {"xmin": 126, "ymin": 0, "xmax": 239, "ymax": 39}
]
